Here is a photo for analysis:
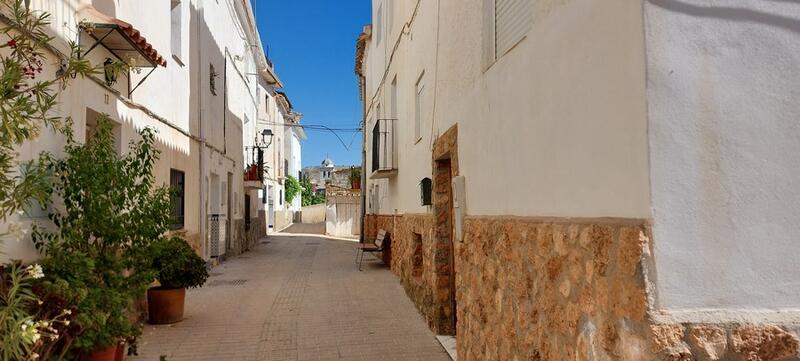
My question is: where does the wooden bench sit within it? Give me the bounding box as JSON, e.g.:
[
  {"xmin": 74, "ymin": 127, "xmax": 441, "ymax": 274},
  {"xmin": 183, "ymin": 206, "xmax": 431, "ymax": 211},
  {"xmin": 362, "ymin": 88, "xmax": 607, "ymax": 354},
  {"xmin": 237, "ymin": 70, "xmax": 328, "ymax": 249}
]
[{"xmin": 355, "ymin": 229, "xmax": 389, "ymax": 271}]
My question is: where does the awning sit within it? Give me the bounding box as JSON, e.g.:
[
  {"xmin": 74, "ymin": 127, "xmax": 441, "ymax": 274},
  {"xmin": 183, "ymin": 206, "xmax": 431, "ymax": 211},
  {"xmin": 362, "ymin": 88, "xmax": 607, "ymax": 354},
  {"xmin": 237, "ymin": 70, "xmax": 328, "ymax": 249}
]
[{"xmin": 78, "ymin": 6, "xmax": 166, "ymax": 68}]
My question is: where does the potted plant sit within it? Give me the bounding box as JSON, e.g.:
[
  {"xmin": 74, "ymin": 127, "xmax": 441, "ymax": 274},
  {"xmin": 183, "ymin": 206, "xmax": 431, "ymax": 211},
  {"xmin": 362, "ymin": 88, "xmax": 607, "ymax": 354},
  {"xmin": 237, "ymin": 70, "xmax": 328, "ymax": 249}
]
[
  {"xmin": 350, "ymin": 167, "xmax": 362, "ymax": 190},
  {"xmin": 147, "ymin": 237, "xmax": 209, "ymax": 324},
  {"xmin": 36, "ymin": 247, "xmax": 141, "ymax": 361},
  {"xmin": 31, "ymin": 118, "xmax": 172, "ymax": 360}
]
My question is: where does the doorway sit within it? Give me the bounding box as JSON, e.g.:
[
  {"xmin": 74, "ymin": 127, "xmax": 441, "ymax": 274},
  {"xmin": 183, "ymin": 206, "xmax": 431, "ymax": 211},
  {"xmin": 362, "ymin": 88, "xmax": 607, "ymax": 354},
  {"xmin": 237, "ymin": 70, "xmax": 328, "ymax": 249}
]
[
  {"xmin": 244, "ymin": 194, "xmax": 251, "ymax": 231},
  {"xmin": 226, "ymin": 172, "xmax": 232, "ymax": 253},
  {"xmin": 267, "ymin": 185, "xmax": 275, "ymax": 229},
  {"xmin": 434, "ymin": 157, "xmax": 457, "ymax": 335},
  {"xmin": 209, "ymin": 174, "xmax": 220, "ymax": 257}
]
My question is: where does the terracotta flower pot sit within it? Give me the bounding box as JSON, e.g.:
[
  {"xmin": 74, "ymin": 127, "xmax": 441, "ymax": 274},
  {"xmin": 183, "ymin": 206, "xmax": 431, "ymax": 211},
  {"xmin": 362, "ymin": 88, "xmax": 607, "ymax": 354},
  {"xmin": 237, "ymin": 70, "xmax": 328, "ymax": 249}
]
[
  {"xmin": 84, "ymin": 344, "xmax": 117, "ymax": 361},
  {"xmin": 115, "ymin": 341, "xmax": 126, "ymax": 361},
  {"xmin": 147, "ymin": 287, "xmax": 186, "ymax": 324},
  {"xmin": 352, "ymin": 178, "xmax": 361, "ymax": 190}
]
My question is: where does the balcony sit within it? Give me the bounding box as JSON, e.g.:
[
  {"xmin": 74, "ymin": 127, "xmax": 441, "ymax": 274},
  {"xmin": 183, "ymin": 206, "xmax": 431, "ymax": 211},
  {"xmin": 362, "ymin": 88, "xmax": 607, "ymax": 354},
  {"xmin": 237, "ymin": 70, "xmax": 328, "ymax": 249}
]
[
  {"xmin": 243, "ymin": 163, "xmax": 263, "ymax": 190},
  {"xmin": 371, "ymin": 118, "xmax": 397, "ymax": 179}
]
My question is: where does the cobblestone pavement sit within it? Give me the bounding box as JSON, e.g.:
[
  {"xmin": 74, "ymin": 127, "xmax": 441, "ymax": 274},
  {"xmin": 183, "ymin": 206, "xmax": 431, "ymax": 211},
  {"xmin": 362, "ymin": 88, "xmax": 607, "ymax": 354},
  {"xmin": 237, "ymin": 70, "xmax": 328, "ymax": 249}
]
[{"xmin": 129, "ymin": 233, "xmax": 450, "ymax": 361}]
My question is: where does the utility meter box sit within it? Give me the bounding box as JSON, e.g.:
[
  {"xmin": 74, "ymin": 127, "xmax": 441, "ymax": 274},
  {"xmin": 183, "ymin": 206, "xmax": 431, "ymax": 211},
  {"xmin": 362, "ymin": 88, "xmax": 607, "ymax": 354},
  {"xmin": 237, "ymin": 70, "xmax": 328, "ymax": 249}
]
[{"xmin": 452, "ymin": 175, "xmax": 466, "ymax": 242}]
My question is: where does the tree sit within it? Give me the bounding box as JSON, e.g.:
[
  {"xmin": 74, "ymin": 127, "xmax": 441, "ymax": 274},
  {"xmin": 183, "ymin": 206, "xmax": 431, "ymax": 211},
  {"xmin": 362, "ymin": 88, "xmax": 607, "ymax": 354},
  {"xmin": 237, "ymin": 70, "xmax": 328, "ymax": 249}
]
[
  {"xmin": 0, "ymin": 1, "xmax": 103, "ymax": 359},
  {"xmin": 301, "ymin": 177, "xmax": 324, "ymax": 207}
]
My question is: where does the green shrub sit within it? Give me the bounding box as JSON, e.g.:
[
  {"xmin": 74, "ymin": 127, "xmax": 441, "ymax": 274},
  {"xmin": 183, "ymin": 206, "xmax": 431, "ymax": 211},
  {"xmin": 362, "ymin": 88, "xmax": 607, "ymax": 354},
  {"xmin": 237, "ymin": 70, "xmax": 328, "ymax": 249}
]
[
  {"xmin": 37, "ymin": 248, "xmax": 134, "ymax": 357},
  {"xmin": 32, "ymin": 116, "xmax": 171, "ymax": 356},
  {"xmin": 285, "ymin": 174, "xmax": 301, "ymax": 204},
  {"xmin": 148, "ymin": 237, "xmax": 208, "ymax": 289}
]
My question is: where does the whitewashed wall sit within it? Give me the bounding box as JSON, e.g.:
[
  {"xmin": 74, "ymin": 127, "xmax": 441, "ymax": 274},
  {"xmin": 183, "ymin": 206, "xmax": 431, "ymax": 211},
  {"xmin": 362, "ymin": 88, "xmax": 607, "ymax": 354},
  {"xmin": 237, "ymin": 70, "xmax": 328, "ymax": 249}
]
[
  {"xmin": 645, "ymin": 0, "xmax": 800, "ymax": 311},
  {"xmin": 364, "ymin": 0, "xmax": 650, "ymax": 218},
  {"xmin": 0, "ymin": 0, "xmax": 261, "ymax": 261},
  {"xmin": 283, "ymin": 126, "xmax": 303, "ymax": 212}
]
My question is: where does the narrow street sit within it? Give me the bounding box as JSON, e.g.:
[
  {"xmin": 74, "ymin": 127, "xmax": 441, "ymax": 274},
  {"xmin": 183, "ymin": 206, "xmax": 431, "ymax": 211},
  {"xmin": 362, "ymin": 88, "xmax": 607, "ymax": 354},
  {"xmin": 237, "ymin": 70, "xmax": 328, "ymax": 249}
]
[{"xmin": 129, "ymin": 233, "xmax": 450, "ymax": 361}]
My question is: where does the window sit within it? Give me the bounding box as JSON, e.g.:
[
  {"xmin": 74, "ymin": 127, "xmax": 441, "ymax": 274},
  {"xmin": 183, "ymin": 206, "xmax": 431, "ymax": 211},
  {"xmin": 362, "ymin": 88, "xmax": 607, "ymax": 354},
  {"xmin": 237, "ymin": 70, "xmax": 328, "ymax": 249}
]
[
  {"xmin": 376, "ymin": 3, "xmax": 383, "ymax": 45},
  {"xmin": 170, "ymin": 0, "xmax": 184, "ymax": 62},
  {"xmin": 420, "ymin": 177, "xmax": 432, "ymax": 206},
  {"xmin": 414, "ymin": 71, "xmax": 425, "ymax": 143},
  {"xmin": 170, "ymin": 169, "xmax": 185, "ymax": 229},
  {"xmin": 279, "ymin": 189, "xmax": 283, "ymax": 205},
  {"xmin": 85, "ymin": 108, "xmax": 121, "ymax": 154},
  {"xmin": 372, "ymin": 105, "xmax": 381, "ymax": 173},
  {"xmin": 494, "ymin": 0, "xmax": 532, "ymax": 58},
  {"xmin": 371, "ymin": 184, "xmax": 380, "ymax": 213}
]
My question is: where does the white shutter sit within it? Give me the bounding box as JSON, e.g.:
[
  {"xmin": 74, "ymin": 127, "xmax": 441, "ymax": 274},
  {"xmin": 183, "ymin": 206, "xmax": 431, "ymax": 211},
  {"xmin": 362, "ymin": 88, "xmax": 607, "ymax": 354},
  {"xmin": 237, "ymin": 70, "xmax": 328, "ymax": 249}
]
[{"xmin": 495, "ymin": 0, "xmax": 532, "ymax": 58}]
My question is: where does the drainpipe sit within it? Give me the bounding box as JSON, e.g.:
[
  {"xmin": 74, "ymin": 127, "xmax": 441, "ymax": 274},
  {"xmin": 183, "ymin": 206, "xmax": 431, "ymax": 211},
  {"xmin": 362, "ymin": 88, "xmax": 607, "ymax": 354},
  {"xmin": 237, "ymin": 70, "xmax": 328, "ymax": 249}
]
[
  {"xmin": 359, "ymin": 75, "xmax": 367, "ymax": 244},
  {"xmin": 197, "ymin": 2, "xmax": 208, "ymax": 259},
  {"xmin": 223, "ymin": 48, "xmax": 228, "ymax": 155}
]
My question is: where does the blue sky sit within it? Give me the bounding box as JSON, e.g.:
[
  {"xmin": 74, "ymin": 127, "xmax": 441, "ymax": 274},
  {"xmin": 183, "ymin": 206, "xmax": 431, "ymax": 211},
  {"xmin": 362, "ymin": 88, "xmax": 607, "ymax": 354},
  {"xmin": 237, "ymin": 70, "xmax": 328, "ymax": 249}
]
[{"xmin": 251, "ymin": 0, "xmax": 371, "ymax": 168}]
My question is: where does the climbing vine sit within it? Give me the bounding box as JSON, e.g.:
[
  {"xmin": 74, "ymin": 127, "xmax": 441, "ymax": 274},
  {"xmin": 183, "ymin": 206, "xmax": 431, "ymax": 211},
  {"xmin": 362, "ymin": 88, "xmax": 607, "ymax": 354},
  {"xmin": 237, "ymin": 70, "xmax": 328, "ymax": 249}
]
[{"xmin": 284, "ymin": 175, "xmax": 301, "ymax": 204}]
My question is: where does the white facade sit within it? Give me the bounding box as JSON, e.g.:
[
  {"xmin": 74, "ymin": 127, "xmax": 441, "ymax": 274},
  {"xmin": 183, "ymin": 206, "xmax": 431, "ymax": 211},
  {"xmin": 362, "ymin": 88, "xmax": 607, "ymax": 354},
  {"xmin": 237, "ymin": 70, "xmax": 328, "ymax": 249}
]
[
  {"xmin": 0, "ymin": 0, "xmax": 281, "ymax": 262},
  {"xmin": 644, "ymin": 0, "xmax": 800, "ymax": 312},
  {"xmin": 286, "ymin": 123, "xmax": 304, "ymax": 212},
  {"xmin": 254, "ymin": 82, "xmax": 281, "ymax": 230},
  {"xmin": 362, "ymin": 0, "xmax": 649, "ymax": 219},
  {"xmin": 276, "ymin": 92, "xmax": 305, "ymax": 214},
  {"xmin": 361, "ymin": 0, "xmax": 800, "ymax": 323}
]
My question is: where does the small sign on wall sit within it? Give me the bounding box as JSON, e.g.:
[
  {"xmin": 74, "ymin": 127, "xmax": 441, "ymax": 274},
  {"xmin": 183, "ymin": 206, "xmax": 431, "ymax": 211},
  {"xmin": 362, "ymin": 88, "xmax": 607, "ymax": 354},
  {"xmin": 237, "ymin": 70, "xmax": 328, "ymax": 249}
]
[{"xmin": 452, "ymin": 176, "xmax": 466, "ymax": 242}]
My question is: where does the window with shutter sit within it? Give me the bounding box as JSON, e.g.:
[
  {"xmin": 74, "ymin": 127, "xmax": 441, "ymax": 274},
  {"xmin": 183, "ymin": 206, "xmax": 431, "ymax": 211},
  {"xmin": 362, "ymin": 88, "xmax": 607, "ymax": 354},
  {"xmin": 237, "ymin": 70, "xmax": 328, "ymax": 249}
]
[
  {"xmin": 415, "ymin": 71, "xmax": 425, "ymax": 143},
  {"xmin": 495, "ymin": 0, "xmax": 532, "ymax": 59},
  {"xmin": 170, "ymin": 169, "xmax": 185, "ymax": 230}
]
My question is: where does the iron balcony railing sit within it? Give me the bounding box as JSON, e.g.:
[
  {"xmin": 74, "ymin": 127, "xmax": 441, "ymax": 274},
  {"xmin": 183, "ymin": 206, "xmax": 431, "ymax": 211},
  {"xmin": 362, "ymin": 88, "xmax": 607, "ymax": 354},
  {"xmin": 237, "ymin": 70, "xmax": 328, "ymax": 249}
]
[{"xmin": 371, "ymin": 118, "xmax": 396, "ymax": 174}]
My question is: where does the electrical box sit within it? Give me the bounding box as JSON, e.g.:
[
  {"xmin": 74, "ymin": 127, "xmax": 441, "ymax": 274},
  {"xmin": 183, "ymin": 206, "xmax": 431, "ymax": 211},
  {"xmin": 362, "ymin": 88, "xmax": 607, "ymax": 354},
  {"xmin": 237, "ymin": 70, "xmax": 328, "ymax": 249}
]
[{"xmin": 452, "ymin": 176, "xmax": 466, "ymax": 242}]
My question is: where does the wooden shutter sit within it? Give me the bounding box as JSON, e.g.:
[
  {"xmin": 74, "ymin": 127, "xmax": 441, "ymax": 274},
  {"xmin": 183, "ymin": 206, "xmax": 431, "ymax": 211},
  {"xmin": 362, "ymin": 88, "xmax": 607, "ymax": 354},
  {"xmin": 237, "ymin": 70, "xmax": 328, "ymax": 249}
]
[{"xmin": 495, "ymin": 0, "xmax": 532, "ymax": 58}]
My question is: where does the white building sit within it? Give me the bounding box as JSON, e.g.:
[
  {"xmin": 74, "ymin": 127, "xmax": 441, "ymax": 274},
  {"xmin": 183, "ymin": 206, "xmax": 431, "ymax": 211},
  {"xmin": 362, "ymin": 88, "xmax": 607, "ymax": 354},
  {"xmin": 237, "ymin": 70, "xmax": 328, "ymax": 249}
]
[
  {"xmin": 1, "ymin": 0, "xmax": 281, "ymax": 263},
  {"xmin": 358, "ymin": 0, "xmax": 800, "ymax": 359},
  {"xmin": 276, "ymin": 92, "xmax": 305, "ymax": 216}
]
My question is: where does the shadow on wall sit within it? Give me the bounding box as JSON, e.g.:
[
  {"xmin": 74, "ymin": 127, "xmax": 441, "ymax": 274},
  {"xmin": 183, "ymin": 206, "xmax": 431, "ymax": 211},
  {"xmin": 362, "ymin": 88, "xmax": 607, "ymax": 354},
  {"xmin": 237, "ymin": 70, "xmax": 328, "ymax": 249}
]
[
  {"xmin": 91, "ymin": 0, "xmax": 116, "ymax": 17},
  {"xmin": 188, "ymin": 1, "xmax": 247, "ymax": 156},
  {"xmin": 648, "ymin": 0, "xmax": 800, "ymax": 35}
]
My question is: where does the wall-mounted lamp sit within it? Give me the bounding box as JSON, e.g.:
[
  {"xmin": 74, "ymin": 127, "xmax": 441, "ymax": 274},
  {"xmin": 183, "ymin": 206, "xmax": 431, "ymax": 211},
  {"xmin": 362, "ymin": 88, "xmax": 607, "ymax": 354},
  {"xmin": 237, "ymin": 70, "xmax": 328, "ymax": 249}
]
[
  {"xmin": 103, "ymin": 58, "xmax": 117, "ymax": 86},
  {"xmin": 256, "ymin": 129, "xmax": 274, "ymax": 149}
]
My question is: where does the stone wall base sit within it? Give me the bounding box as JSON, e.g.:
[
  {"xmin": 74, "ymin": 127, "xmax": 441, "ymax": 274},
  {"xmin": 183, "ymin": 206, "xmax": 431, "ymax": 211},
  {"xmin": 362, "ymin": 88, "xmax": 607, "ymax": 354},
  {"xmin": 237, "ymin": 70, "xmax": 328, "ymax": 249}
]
[
  {"xmin": 364, "ymin": 213, "xmax": 453, "ymax": 334},
  {"xmin": 228, "ymin": 214, "xmax": 266, "ymax": 257},
  {"xmin": 365, "ymin": 214, "xmax": 800, "ymax": 361},
  {"xmin": 650, "ymin": 322, "xmax": 800, "ymax": 361}
]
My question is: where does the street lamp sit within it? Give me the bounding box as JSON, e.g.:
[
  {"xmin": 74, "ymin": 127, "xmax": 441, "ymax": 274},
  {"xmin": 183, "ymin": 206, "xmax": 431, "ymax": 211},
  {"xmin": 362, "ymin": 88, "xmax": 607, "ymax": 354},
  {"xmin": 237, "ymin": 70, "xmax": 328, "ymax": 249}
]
[
  {"xmin": 246, "ymin": 129, "xmax": 274, "ymax": 182},
  {"xmin": 256, "ymin": 129, "xmax": 274, "ymax": 148}
]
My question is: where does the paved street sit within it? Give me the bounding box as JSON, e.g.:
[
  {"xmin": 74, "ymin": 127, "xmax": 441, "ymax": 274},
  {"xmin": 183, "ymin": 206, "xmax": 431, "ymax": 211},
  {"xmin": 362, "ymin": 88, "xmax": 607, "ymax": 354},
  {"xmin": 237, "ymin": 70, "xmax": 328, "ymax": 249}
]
[
  {"xmin": 280, "ymin": 223, "xmax": 327, "ymax": 236},
  {"xmin": 129, "ymin": 233, "xmax": 450, "ymax": 361}
]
